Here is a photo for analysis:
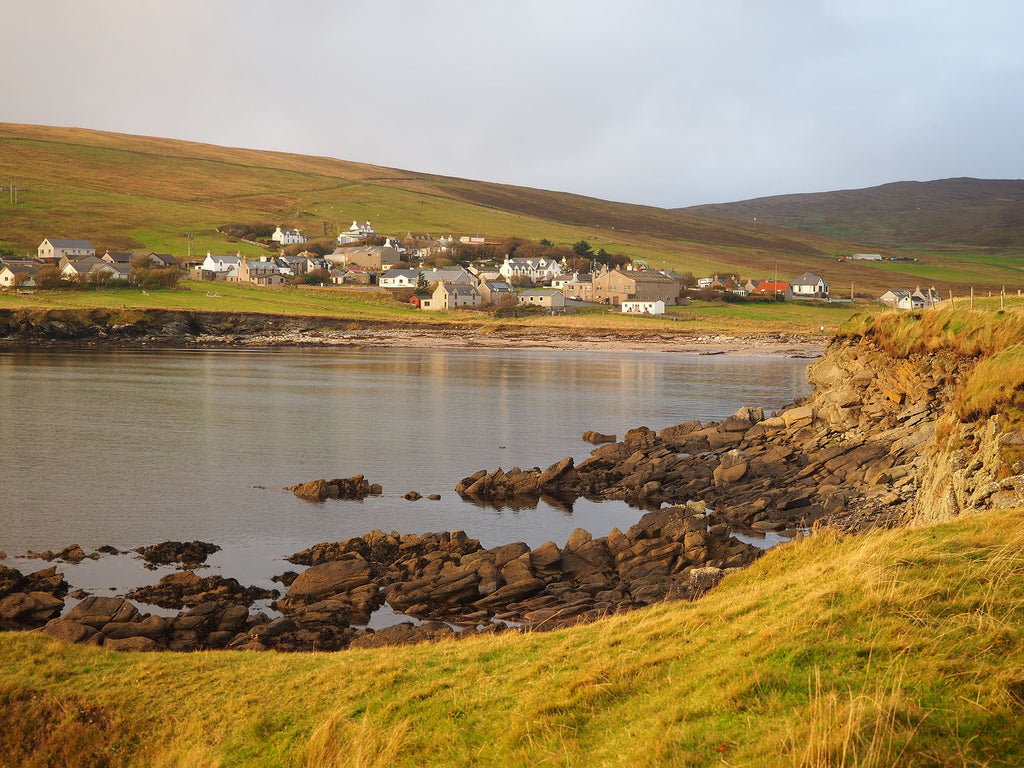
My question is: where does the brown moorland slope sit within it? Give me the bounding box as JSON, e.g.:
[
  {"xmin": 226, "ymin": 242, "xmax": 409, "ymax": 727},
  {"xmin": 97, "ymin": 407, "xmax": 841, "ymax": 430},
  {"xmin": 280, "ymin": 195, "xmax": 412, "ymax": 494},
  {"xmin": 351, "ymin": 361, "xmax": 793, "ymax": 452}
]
[{"xmin": 682, "ymin": 177, "xmax": 1024, "ymax": 251}]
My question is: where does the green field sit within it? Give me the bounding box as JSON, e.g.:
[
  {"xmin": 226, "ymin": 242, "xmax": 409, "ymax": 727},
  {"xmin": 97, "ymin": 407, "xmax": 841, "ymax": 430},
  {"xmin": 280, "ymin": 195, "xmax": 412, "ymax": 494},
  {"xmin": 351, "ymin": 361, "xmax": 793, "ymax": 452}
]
[{"xmin": 0, "ymin": 279, "xmax": 884, "ymax": 336}]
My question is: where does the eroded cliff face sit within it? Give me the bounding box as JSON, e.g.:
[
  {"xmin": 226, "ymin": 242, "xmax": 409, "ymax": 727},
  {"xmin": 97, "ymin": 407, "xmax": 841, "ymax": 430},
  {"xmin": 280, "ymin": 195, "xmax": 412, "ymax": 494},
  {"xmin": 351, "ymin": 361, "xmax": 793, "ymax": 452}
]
[{"xmin": 805, "ymin": 335, "xmax": 1023, "ymax": 526}]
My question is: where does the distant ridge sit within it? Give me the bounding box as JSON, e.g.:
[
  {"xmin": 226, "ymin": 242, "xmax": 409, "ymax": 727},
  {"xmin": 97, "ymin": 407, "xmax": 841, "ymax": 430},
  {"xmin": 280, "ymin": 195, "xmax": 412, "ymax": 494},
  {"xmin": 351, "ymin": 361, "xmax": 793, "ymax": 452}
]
[{"xmin": 680, "ymin": 178, "xmax": 1024, "ymax": 251}]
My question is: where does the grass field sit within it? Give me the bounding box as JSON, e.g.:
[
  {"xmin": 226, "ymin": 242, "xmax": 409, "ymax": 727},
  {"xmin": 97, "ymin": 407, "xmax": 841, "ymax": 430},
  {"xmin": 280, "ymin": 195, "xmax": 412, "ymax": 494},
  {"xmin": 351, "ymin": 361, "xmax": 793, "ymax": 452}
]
[
  {"xmin": 2, "ymin": 507, "xmax": 1022, "ymax": 767},
  {"xmin": 0, "ymin": 280, "xmax": 882, "ymax": 336}
]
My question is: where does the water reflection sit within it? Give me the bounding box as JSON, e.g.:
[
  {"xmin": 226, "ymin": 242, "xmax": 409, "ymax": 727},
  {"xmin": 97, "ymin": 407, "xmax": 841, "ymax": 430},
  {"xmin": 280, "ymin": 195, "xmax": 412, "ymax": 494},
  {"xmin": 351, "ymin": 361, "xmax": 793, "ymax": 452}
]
[{"xmin": 0, "ymin": 347, "xmax": 813, "ymax": 572}]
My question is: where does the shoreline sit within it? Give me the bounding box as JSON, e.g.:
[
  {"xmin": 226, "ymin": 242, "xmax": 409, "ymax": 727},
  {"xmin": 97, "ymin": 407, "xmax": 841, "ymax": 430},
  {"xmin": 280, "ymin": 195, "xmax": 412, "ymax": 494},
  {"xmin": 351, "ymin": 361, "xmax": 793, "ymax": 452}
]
[
  {"xmin": 0, "ymin": 306, "xmax": 829, "ymax": 356},
  {"xmin": 2, "ymin": 325, "xmax": 829, "ymax": 357}
]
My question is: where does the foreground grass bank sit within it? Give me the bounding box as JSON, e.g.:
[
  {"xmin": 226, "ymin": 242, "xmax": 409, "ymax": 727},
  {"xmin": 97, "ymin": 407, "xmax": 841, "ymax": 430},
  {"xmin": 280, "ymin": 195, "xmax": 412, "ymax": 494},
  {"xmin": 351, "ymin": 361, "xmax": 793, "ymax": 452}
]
[{"xmin": 3, "ymin": 507, "xmax": 1022, "ymax": 767}]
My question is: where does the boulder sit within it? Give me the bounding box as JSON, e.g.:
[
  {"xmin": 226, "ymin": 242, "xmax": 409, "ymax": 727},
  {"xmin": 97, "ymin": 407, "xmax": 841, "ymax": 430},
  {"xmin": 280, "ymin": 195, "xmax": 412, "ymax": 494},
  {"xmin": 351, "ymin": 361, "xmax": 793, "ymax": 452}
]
[
  {"xmin": 135, "ymin": 541, "xmax": 221, "ymax": 566},
  {"xmin": 713, "ymin": 450, "xmax": 749, "ymax": 486},
  {"xmin": 288, "ymin": 475, "xmax": 383, "ymax": 502},
  {"xmin": 283, "ymin": 558, "xmax": 373, "ymax": 604}
]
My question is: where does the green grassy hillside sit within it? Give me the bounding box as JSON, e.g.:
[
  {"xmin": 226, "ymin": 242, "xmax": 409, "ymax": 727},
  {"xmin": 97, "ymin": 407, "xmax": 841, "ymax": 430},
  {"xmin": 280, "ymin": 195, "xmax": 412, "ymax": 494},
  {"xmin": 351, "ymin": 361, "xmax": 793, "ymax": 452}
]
[
  {"xmin": 3, "ymin": 123, "xmax": 1021, "ymax": 295},
  {"xmin": 2, "ymin": 507, "xmax": 1022, "ymax": 767}
]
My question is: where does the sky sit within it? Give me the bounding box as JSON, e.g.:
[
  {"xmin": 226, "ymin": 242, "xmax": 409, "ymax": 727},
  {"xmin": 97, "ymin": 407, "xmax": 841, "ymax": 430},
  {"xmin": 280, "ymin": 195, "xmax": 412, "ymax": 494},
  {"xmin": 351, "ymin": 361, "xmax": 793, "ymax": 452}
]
[{"xmin": 2, "ymin": 1, "xmax": 1022, "ymax": 208}]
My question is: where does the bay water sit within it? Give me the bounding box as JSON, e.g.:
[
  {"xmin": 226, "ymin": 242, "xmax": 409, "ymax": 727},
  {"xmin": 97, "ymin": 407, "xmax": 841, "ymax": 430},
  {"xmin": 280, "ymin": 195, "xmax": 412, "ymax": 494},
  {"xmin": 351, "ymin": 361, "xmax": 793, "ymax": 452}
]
[{"xmin": 0, "ymin": 347, "xmax": 813, "ymax": 613}]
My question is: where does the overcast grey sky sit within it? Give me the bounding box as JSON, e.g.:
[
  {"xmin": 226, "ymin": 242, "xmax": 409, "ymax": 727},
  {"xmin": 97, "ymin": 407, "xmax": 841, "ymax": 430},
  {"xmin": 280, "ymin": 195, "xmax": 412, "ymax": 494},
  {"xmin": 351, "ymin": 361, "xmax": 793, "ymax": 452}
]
[{"xmin": 2, "ymin": 1, "xmax": 1022, "ymax": 207}]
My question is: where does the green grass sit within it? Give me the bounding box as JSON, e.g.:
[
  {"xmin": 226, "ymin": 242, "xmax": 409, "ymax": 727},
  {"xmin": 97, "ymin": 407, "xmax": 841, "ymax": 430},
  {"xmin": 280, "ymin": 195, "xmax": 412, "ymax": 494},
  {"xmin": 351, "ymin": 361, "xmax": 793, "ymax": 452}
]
[
  {"xmin": 3, "ymin": 507, "xmax": 1023, "ymax": 766},
  {"xmin": 0, "ymin": 280, "xmax": 875, "ymax": 337}
]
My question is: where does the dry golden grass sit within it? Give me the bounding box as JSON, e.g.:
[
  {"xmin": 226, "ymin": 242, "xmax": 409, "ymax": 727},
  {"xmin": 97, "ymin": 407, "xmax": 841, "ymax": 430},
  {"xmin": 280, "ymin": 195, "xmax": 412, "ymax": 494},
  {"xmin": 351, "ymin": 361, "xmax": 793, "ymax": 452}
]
[{"xmin": 3, "ymin": 507, "xmax": 1024, "ymax": 766}]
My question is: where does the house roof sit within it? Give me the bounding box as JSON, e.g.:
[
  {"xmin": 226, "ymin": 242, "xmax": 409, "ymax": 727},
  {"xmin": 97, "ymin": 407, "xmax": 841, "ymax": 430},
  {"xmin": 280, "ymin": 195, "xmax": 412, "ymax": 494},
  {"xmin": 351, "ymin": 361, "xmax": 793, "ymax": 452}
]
[
  {"xmin": 790, "ymin": 272, "xmax": 826, "ymax": 286},
  {"xmin": 482, "ymin": 281, "xmax": 515, "ymax": 291},
  {"xmin": 43, "ymin": 238, "xmax": 94, "ymax": 249},
  {"xmin": 625, "ymin": 269, "xmax": 678, "ymax": 284},
  {"xmin": 440, "ymin": 283, "xmax": 478, "ymax": 296},
  {"xmin": 519, "ymin": 289, "xmax": 564, "ymax": 297},
  {"xmin": 755, "ymin": 282, "xmax": 788, "ymax": 293}
]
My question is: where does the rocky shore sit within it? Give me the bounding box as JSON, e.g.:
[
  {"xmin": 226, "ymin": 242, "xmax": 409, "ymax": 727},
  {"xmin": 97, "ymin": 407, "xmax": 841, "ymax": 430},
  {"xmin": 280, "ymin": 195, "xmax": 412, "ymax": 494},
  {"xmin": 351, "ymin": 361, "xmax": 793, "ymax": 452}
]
[{"xmin": 3, "ymin": 316, "xmax": 1021, "ymax": 652}]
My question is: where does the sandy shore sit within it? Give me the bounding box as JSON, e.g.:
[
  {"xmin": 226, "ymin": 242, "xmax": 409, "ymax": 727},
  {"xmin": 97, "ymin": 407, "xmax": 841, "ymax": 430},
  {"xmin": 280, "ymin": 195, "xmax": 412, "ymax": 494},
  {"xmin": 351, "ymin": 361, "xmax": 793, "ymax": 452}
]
[{"xmin": 231, "ymin": 326, "xmax": 828, "ymax": 357}]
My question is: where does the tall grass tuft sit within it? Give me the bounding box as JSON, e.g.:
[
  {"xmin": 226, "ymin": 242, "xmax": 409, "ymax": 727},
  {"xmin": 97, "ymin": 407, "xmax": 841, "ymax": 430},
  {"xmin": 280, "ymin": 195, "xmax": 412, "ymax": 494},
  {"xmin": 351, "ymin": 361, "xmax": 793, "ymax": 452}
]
[
  {"xmin": 304, "ymin": 711, "xmax": 412, "ymax": 768},
  {"xmin": 792, "ymin": 665, "xmax": 920, "ymax": 768}
]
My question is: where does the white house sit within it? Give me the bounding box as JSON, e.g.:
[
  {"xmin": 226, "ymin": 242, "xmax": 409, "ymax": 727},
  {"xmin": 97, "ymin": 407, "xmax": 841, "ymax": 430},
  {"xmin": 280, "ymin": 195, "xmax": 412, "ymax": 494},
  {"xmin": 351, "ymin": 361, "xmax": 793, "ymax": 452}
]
[
  {"xmin": 378, "ymin": 269, "xmax": 421, "ymax": 289},
  {"xmin": 498, "ymin": 255, "xmax": 562, "ymax": 284},
  {"xmin": 621, "ymin": 300, "xmax": 666, "ymax": 315},
  {"xmin": 879, "ymin": 287, "xmax": 942, "ymax": 310},
  {"xmin": 0, "ymin": 265, "xmax": 37, "ymax": 289},
  {"xmin": 272, "ymin": 226, "xmax": 306, "ymax": 245},
  {"xmin": 201, "ymin": 253, "xmax": 243, "ymax": 273},
  {"xmin": 38, "ymin": 238, "xmax": 95, "ymax": 262},
  {"xmin": 337, "ymin": 220, "xmax": 377, "ymax": 244},
  {"xmin": 786, "ymin": 272, "xmax": 829, "ymax": 300}
]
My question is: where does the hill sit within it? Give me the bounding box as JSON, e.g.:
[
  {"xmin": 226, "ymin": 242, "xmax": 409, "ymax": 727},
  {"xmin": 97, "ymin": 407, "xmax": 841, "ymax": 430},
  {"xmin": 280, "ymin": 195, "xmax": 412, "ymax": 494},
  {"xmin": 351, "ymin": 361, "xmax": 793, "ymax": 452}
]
[
  {"xmin": 3, "ymin": 123, "xmax": 1022, "ymax": 295},
  {"xmin": 681, "ymin": 177, "xmax": 1024, "ymax": 252}
]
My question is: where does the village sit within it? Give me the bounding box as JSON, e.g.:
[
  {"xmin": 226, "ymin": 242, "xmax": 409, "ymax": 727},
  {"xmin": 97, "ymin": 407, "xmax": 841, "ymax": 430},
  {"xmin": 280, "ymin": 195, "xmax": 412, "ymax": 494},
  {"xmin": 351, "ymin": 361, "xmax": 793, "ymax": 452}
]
[{"xmin": 0, "ymin": 220, "xmax": 944, "ymax": 313}]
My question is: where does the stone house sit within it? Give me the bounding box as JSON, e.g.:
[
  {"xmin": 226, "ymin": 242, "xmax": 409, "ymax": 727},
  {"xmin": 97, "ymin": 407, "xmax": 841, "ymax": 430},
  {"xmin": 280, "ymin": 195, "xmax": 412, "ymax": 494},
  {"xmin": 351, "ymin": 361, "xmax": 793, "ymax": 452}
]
[
  {"xmin": 581, "ymin": 266, "xmax": 680, "ymax": 306},
  {"xmin": 419, "ymin": 280, "xmax": 482, "ymax": 310},
  {"xmin": 327, "ymin": 246, "xmax": 401, "ymax": 273},
  {"xmin": 518, "ymin": 289, "xmax": 566, "ymax": 309},
  {"xmin": 477, "ymin": 281, "xmax": 516, "ymax": 305},
  {"xmin": 234, "ymin": 258, "xmax": 285, "ymax": 286}
]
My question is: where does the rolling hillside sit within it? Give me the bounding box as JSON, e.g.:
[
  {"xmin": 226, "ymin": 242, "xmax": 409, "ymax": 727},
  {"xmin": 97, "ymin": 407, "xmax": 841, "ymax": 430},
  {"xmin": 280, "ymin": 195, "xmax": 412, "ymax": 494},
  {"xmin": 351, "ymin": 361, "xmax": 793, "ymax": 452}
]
[
  {"xmin": 2, "ymin": 123, "xmax": 1022, "ymax": 294},
  {"xmin": 682, "ymin": 177, "xmax": 1024, "ymax": 252}
]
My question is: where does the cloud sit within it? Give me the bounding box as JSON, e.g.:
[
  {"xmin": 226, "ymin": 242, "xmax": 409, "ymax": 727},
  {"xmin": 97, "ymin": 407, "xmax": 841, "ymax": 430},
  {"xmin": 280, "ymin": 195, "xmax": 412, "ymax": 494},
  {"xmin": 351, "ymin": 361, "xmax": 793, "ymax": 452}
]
[{"xmin": 2, "ymin": 0, "xmax": 1022, "ymax": 207}]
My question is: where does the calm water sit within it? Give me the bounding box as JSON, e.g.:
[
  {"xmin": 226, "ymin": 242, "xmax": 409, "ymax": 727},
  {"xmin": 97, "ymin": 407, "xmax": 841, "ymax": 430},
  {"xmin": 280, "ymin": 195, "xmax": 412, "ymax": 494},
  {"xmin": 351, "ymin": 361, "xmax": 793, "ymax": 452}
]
[{"xmin": 0, "ymin": 347, "xmax": 812, "ymax": 606}]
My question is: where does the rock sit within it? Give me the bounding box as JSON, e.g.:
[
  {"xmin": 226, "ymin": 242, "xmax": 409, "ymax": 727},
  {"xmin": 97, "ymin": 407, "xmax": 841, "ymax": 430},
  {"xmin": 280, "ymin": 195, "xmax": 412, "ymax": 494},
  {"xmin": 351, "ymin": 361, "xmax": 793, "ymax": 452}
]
[
  {"xmin": 126, "ymin": 572, "xmax": 276, "ymax": 609},
  {"xmin": 714, "ymin": 450, "xmax": 749, "ymax": 486},
  {"xmin": 55, "ymin": 544, "xmax": 88, "ymax": 563},
  {"xmin": 64, "ymin": 596, "xmax": 140, "ymax": 628},
  {"xmin": 288, "ymin": 475, "xmax": 383, "ymax": 502},
  {"xmin": 690, "ymin": 566, "xmax": 724, "ymax": 595},
  {"xmin": 582, "ymin": 431, "xmax": 617, "ymax": 444},
  {"xmin": 135, "ymin": 541, "xmax": 221, "ymax": 566},
  {"xmin": 404, "ymin": 491, "xmax": 422, "ymax": 501},
  {"xmin": 283, "ymin": 558, "xmax": 374, "ymax": 604},
  {"xmin": 782, "ymin": 405, "xmax": 815, "ymax": 429},
  {"xmin": 40, "ymin": 618, "xmax": 100, "ymax": 645}
]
